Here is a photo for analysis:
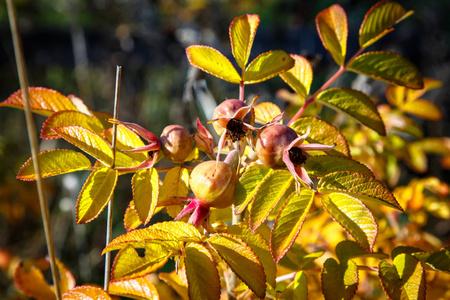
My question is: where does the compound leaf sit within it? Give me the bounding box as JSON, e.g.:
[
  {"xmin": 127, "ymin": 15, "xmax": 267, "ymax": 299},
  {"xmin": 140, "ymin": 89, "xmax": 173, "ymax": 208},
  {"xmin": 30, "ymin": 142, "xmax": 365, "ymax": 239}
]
[
  {"xmin": 279, "ymin": 54, "xmax": 313, "ymax": 100},
  {"xmin": 132, "ymin": 168, "xmax": 159, "ymax": 225},
  {"xmin": 41, "ymin": 111, "xmax": 105, "ymax": 139},
  {"xmin": 109, "ymin": 275, "xmax": 159, "ymax": 299},
  {"xmin": 304, "ymin": 155, "xmax": 373, "ymax": 178},
  {"xmin": 322, "ymin": 258, "xmax": 359, "ymax": 300},
  {"xmin": 243, "ymin": 50, "xmax": 295, "ymax": 84},
  {"xmin": 63, "ymin": 286, "xmax": 111, "ymax": 300},
  {"xmin": 235, "ymin": 164, "xmax": 272, "ymax": 214},
  {"xmin": 230, "ymin": 14, "xmax": 260, "ymax": 69}
]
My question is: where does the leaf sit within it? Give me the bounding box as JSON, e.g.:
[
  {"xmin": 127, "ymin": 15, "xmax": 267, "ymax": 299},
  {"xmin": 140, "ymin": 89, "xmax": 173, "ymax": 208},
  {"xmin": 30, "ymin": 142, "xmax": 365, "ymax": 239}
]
[
  {"xmin": 254, "ymin": 102, "xmax": 282, "ymax": 124},
  {"xmin": 124, "ymin": 201, "xmax": 142, "ymax": 231},
  {"xmin": 62, "ymin": 286, "xmax": 111, "ymax": 300},
  {"xmin": 379, "ymin": 254, "xmax": 426, "ymax": 300},
  {"xmin": 322, "ymin": 193, "xmax": 378, "ymax": 252},
  {"xmin": 416, "ymin": 248, "xmax": 450, "ymax": 273},
  {"xmin": 109, "ymin": 275, "xmax": 159, "ymax": 299},
  {"xmin": 184, "ymin": 243, "xmax": 220, "ymax": 300},
  {"xmin": 53, "ymin": 126, "xmax": 114, "ymax": 167},
  {"xmin": 304, "ymin": 155, "xmax": 373, "ymax": 178},
  {"xmin": 321, "ymin": 258, "xmax": 359, "ymax": 300},
  {"xmin": 207, "ymin": 233, "xmax": 266, "ymax": 299},
  {"xmin": 318, "ymin": 171, "xmax": 403, "ymax": 211},
  {"xmin": 1, "ymin": 87, "xmax": 77, "ymax": 116},
  {"xmin": 230, "ymin": 14, "xmax": 260, "ymax": 69},
  {"xmin": 279, "ymin": 55, "xmax": 313, "ymax": 100},
  {"xmin": 271, "ymin": 189, "xmax": 314, "ymax": 263},
  {"xmin": 347, "ymin": 51, "xmax": 423, "ymax": 89},
  {"xmin": 405, "ymin": 77, "xmax": 443, "ymax": 102},
  {"xmin": 41, "ymin": 111, "xmax": 105, "ymax": 139},
  {"xmin": 186, "ymin": 45, "xmax": 241, "ymax": 84},
  {"xmin": 249, "ymin": 169, "xmax": 293, "ymax": 232},
  {"xmin": 336, "ymin": 241, "xmax": 388, "ymax": 262},
  {"xmin": 316, "ymin": 4, "xmax": 348, "ymax": 66},
  {"xmin": 158, "ymin": 271, "xmax": 189, "ymax": 300},
  {"xmin": 243, "ymin": 50, "xmax": 295, "ymax": 84},
  {"xmin": 227, "ymin": 224, "xmax": 277, "ymax": 288},
  {"xmin": 104, "ymin": 124, "xmax": 148, "ymax": 162},
  {"xmin": 402, "ymin": 99, "xmax": 442, "ymax": 121},
  {"xmin": 132, "ymin": 168, "xmax": 159, "ymax": 225},
  {"xmin": 316, "ymin": 88, "xmax": 386, "ymax": 135},
  {"xmin": 104, "ymin": 221, "xmax": 202, "ymax": 253},
  {"xmin": 76, "ymin": 167, "xmax": 118, "ymax": 224},
  {"xmin": 56, "ymin": 259, "xmax": 76, "ymax": 294},
  {"xmin": 112, "ymin": 244, "xmax": 171, "ymax": 280},
  {"xmin": 234, "ymin": 164, "xmax": 272, "ymax": 214},
  {"xmin": 17, "ymin": 150, "xmax": 91, "ymax": 181},
  {"xmin": 14, "ymin": 260, "xmax": 56, "ymax": 300},
  {"xmin": 277, "ymin": 271, "xmax": 308, "ymax": 300},
  {"xmin": 159, "ymin": 166, "xmax": 190, "ymax": 218},
  {"xmin": 290, "ymin": 117, "xmax": 350, "ymax": 157},
  {"xmin": 359, "ymin": 1, "xmax": 413, "ymax": 48}
]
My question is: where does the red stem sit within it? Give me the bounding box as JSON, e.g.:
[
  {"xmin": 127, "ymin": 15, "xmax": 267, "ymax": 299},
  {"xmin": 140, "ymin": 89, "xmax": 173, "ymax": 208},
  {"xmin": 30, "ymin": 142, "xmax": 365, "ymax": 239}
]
[{"xmin": 239, "ymin": 81, "xmax": 244, "ymax": 102}]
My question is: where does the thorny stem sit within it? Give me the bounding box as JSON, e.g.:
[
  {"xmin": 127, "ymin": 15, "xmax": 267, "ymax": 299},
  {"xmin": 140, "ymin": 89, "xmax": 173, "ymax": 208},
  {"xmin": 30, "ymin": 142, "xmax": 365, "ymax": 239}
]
[
  {"xmin": 104, "ymin": 65, "xmax": 122, "ymax": 291},
  {"xmin": 6, "ymin": 1, "xmax": 62, "ymax": 299},
  {"xmin": 287, "ymin": 47, "xmax": 365, "ymax": 126}
]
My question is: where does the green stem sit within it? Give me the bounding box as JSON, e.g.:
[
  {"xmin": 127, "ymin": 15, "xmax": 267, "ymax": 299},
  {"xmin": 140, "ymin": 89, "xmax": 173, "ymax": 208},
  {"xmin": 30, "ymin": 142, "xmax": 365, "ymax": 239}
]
[
  {"xmin": 6, "ymin": 1, "xmax": 62, "ymax": 299},
  {"xmin": 104, "ymin": 65, "xmax": 122, "ymax": 291}
]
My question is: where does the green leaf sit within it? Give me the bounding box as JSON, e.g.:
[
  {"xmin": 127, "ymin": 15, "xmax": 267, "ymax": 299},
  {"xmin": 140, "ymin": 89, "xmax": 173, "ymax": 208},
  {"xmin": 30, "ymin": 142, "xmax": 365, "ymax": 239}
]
[
  {"xmin": 336, "ymin": 241, "xmax": 388, "ymax": 262},
  {"xmin": 249, "ymin": 169, "xmax": 293, "ymax": 232},
  {"xmin": 322, "ymin": 193, "xmax": 377, "ymax": 252},
  {"xmin": 41, "ymin": 111, "xmax": 105, "ymax": 139},
  {"xmin": 76, "ymin": 167, "xmax": 118, "ymax": 224},
  {"xmin": 207, "ymin": 233, "xmax": 266, "ymax": 299},
  {"xmin": 316, "ymin": 4, "xmax": 348, "ymax": 66},
  {"xmin": 271, "ymin": 189, "xmax": 314, "ymax": 263},
  {"xmin": 230, "ymin": 14, "xmax": 260, "ymax": 69},
  {"xmin": 279, "ymin": 55, "xmax": 313, "ymax": 100},
  {"xmin": 243, "ymin": 50, "xmax": 295, "ymax": 84},
  {"xmin": 132, "ymin": 168, "xmax": 159, "ymax": 225},
  {"xmin": 359, "ymin": 1, "xmax": 413, "ymax": 48},
  {"xmin": 277, "ymin": 271, "xmax": 308, "ymax": 300},
  {"xmin": 322, "ymin": 258, "xmax": 359, "ymax": 300},
  {"xmin": 289, "ymin": 117, "xmax": 351, "ymax": 157},
  {"xmin": 111, "ymin": 244, "xmax": 171, "ymax": 280},
  {"xmin": 316, "ymin": 88, "xmax": 386, "ymax": 135},
  {"xmin": 109, "ymin": 276, "xmax": 159, "ymax": 300},
  {"xmin": 413, "ymin": 248, "xmax": 450, "ymax": 273},
  {"xmin": 347, "ymin": 51, "xmax": 423, "ymax": 89},
  {"xmin": 227, "ymin": 224, "xmax": 277, "ymax": 288},
  {"xmin": 234, "ymin": 164, "xmax": 272, "ymax": 214},
  {"xmin": 184, "ymin": 243, "xmax": 221, "ymax": 300},
  {"xmin": 1, "ymin": 87, "xmax": 78, "ymax": 116},
  {"xmin": 318, "ymin": 171, "xmax": 403, "ymax": 211},
  {"xmin": 17, "ymin": 149, "xmax": 91, "ymax": 181},
  {"xmin": 159, "ymin": 166, "xmax": 190, "ymax": 218},
  {"xmin": 53, "ymin": 126, "xmax": 114, "ymax": 167},
  {"xmin": 379, "ymin": 254, "xmax": 426, "ymax": 300},
  {"xmin": 304, "ymin": 155, "xmax": 373, "ymax": 178},
  {"xmin": 186, "ymin": 45, "xmax": 241, "ymax": 84}
]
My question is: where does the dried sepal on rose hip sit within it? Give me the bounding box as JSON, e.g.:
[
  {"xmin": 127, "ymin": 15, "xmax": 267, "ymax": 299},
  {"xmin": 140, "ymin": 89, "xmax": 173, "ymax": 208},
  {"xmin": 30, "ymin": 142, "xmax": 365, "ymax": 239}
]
[
  {"xmin": 256, "ymin": 124, "xmax": 335, "ymax": 189},
  {"xmin": 160, "ymin": 125, "xmax": 193, "ymax": 163},
  {"xmin": 174, "ymin": 160, "xmax": 238, "ymax": 227}
]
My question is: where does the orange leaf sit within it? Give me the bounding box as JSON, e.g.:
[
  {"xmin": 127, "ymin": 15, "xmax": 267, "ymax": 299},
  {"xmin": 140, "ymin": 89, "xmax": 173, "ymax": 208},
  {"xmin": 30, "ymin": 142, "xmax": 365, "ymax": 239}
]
[
  {"xmin": 14, "ymin": 260, "xmax": 56, "ymax": 300},
  {"xmin": 109, "ymin": 275, "xmax": 159, "ymax": 299},
  {"xmin": 62, "ymin": 285, "xmax": 111, "ymax": 300},
  {"xmin": 41, "ymin": 111, "xmax": 105, "ymax": 139}
]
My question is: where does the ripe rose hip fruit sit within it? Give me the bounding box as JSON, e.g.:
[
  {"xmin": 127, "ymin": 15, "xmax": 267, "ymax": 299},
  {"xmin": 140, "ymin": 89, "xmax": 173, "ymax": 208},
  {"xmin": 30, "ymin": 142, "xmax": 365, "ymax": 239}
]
[
  {"xmin": 212, "ymin": 99, "xmax": 254, "ymax": 137},
  {"xmin": 159, "ymin": 125, "xmax": 193, "ymax": 163}
]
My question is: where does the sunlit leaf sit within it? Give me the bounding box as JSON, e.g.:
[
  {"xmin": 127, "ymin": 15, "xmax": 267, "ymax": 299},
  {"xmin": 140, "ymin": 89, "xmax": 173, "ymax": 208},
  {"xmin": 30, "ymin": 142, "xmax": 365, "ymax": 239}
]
[
  {"xmin": 62, "ymin": 285, "xmax": 111, "ymax": 300},
  {"xmin": 186, "ymin": 45, "xmax": 241, "ymax": 83},
  {"xmin": 14, "ymin": 260, "xmax": 56, "ymax": 300},
  {"xmin": 402, "ymin": 99, "xmax": 442, "ymax": 121},
  {"xmin": 76, "ymin": 167, "xmax": 118, "ymax": 224},
  {"xmin": 159, "ymin": 166, "xmax": 190, "ymax": 218},
  {"xmin": 347, "ymin": 51, "xmax": 423, "ymax": 89},
  {"xmin": 290, "ymin": 117, "xmax": 350, "ymax": 157},
  {"xmin": 405, "ymin": 77, "xmax": 443, "ymax": 102},
  {"xmin": 277, "ymin": 271, "xmax": 307, "ymax": 300},
  {"xmin": 271, "ymin": 189, "xmax": 314, "ymax": 263},
  {"xmin": 304, "ymin": 155, "xmax": 373, "ymax": 178},
  {"xmin": 41, "ymin": 111, "xmax": 105, "ymax": 139},
  {"xmin": 227, "ymin": 224, "xmax": 277, "ymax": 288},
  {"xmin": 379, "ymin": 254, "xmax": 426, "ymax": 300},
  {"xmin": 56, "ymin": 259, "xmax": 76, "ymax": 294},
  {"xmin": 104, "ymin": 124, "xmax": 148, "ymax": 162},
  {"xmin": 132, "ymin": 168, "xmax": 159, "ymax": 225},
  {"xmin": 318, "ymin": 171, "xmax": 403, "ymax": 211},
  {"xmin": 1, "ymin": 87, "xmax": 77, "ymax": 116},
  {"xmin": 322, "ymin": 258, "xmax": 359, "ymax": 300},
  {"xmin": 316, "ymin": 4, "xmax": 347, "ymax": 66},
  {"xmin": 207, "ymin": 233, "xmax": 266, "ymax": 299},
  {"xmin": 407, "ymin": 143, "xmax": 427, "ymax": 173},
  {"xmin": 322, "ymin": 193, "xmax": 377, "ymax": 251},
  {"xmin": 67, "ymin": 95, "xmax": 93, "ymax": 116},
  {"xmin": 112, "ymin": 244, "xmax": 171, "ymax": 280},
  {"xmin": 316, "ymin": 88, "xmax": 386, "ymax": 135},
  {"xmin": 254, "ymin": 102, "xmax": 282, "ymax": 124},
  {"xmin": 53, "ymin": 126, "xmax": 114, "ymax": 167},
  {"xmin": 17, "ymin": 150, "xmax": 91, "ymax": 181},
  {"xmin": 243, "ymin": 50, "xmax": 295, "ymax": 84},
  {"xmin": 235, "ymin": 164, "xmax": 272, "ymax": 214},
  {"xmin": 336, "ymin": 241, "xmax": 388, "ymax": 262},
  {"xmin": 109, "ymin": 275, "xmax": 159, "ymax": 299},
  {"xmin": 158, "ymin": 271, "xmax": 189, "ymax": 300},
  {"xmin": 279, "ymin": 55, "xmax": 313, "ymax": 100},
  {"xmin": 249, "ymin": 169, "xmax": 293, "ymax": 232},
  {"xmin": 184, "ymin": 243, "xmax": 220, "ymax": 300},
  {"xmin": 359, "ymin": 1, "xmax": 413, "ymax": 48},
  {"xmin": 413, "ymin": 248, "xmax": 450, "ymax": 273},
  {"xmin": 230, "ymin": 14, "xmax": 260, "ymax": 69}
]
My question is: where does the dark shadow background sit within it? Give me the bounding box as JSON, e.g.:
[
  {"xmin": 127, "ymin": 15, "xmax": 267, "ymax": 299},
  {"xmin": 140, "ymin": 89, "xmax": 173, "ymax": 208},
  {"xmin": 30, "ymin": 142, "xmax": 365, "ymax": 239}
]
[{"xmin": 0, "ymin": 0, "xmax": 449, "ymax": 297}]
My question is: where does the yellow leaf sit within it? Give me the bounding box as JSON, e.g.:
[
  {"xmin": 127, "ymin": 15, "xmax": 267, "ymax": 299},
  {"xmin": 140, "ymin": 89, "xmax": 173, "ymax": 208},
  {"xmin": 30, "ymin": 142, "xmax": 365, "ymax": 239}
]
[
  {"xmin": 63, "ymin": 285, "xmax": 111, "ymax": 300},
  {"xmin": 124, "ymin": 201, "xmax": 142, "ymax": 231},
  {"xmin": 385, "ymin": 84, "xmax": 406, "ymax": 107},
  {"xmin": 405, "ymin": 77, "xmax": 443, "ymax": 102},
  {"xmin": 254, "ymin": 102, "xmax": 282, "ymax": 124},
  {"xmin": 133, "ymin": 168, "xmax": 159, "ymax": 225},
  {"xmin": 109, "ymin": 275, "xmax": 159, "ymax": 299},
  {"xmin": 159, "ymin": 166, "xmax": 190, "ymax": 218},
  {"xmin": 56, "ymin": 259, "xmax": 76, "ymax": 294},
  {"xmin": 103, "ymin": 124, "xmax": 148, "ymax": 163},
  {"xmin": 14, "ymin": 260, "xmax": 57, "ymax": 300},
  {"xmin": 158, "ymin": 271, "xmax": 189, "ymax": 300},
  {"xmin": 279, "ymin": 55, "xmax": 313, "ymax": 100},
  {"xmin": 41, "ymin": 111, "xmax": 105, "ymax": 139},
  {"xmin": 243, "ymin": 50, "xmax": 295, "ymax": 84},
  {"xmin": 230, "ymin": 14, "xmax": 260, "ymax": 69},
  {"xmin": 402, "ymin": 99, "xmax": 442, "ymax": 121}
]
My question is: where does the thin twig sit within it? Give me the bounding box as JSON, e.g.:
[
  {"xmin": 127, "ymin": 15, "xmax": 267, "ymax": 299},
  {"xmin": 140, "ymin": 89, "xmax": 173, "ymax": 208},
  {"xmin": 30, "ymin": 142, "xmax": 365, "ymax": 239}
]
[
  {"xmin": 6, "ymin": 1, "xmax": 62, "ymax": 299},
  {"xmin": 104, "ymin": 65, "xmax": 122, "ymax": 291}
]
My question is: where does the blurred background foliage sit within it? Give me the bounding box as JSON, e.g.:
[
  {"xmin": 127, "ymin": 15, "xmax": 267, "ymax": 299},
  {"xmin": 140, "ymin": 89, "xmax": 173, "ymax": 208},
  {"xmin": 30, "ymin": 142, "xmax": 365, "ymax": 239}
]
[{"xmin": 0, "ymin": 0, "xmax": 449, "ymax": 298}]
